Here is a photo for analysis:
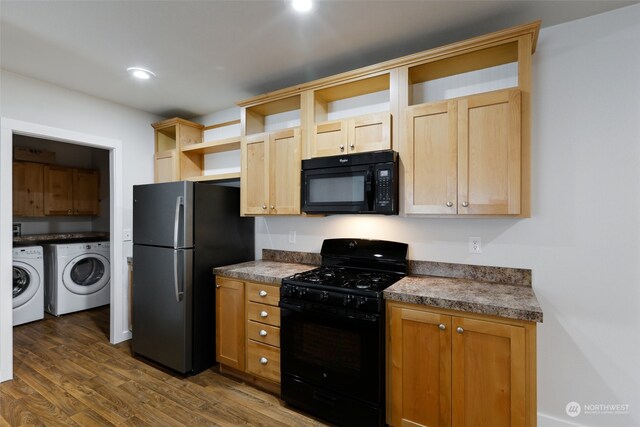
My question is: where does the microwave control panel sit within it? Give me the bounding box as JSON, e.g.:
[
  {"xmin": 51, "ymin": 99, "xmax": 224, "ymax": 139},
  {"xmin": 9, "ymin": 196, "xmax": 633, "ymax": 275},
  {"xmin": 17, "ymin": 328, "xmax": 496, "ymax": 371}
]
[{"xmin": 374, "ymin": 163, "xmax": 396, "ymax": 213}]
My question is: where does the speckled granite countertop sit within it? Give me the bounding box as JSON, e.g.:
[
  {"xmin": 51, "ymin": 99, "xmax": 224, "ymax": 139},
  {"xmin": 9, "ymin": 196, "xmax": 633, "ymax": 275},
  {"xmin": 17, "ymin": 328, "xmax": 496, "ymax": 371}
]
[
  {"xmin": 213, "ymin": 249, "xmax": 543, "ymax": 322},
  {"xmin": 384, "ymin": 276, "xmax": 543, "ymax": 323},
  {"xmin": 213, "ymin": 260, "xmax": 315, "ymax": 285},
  {"xmin": 13, "ymin": 231, "xmax": 109, "ymax": 245}
]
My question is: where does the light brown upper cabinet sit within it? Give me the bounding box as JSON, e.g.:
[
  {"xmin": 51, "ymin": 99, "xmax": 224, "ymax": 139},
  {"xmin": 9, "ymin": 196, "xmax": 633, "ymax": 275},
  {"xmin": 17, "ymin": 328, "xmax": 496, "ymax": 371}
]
[
  {"xmin": 43, "ymin": 165, "xmax": 99, "ymax": 216},
  {"xmin": 241, "ymin": 128, "xmax": 301, "ymax": 216},
  {"xmin": 13, "ymin": 161, "xmax": 45, "ymax": 217},
  {"xmin": 310, "ymin": 73, "xmax": 394, "ymax": 158},
  {"xmin": 240, "ymin": 95, "xmax": 302, "ymax": 216},
  {"xmin": 313, "ymin": 112, "xmax": 391, "ymax": 157},
  {"xmin": 405, "ymin": 89, "xmax": 521, "ymax": 215},
  {"xmin": 237, "ymin": 21, "xmax": 539, "ymax": 217},
  {"xmin": 152, "ymin": 117, "xmax": 203, "ymax": 183}
]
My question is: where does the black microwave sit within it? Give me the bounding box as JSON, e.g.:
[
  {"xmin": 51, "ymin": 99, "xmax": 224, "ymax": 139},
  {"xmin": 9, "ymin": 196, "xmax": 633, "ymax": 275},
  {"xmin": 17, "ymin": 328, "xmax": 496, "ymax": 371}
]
[{"xmin": 301, "ymin": 150, "xmax": 398, "ymax": 215}]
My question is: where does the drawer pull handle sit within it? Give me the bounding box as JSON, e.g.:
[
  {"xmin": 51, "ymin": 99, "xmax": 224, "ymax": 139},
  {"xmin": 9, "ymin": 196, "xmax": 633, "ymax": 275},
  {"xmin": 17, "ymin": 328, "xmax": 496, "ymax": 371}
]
[
  {"xmin": 259, "ymin": 329, "xmax": 267, "ymax": 337},
  {"xmin": 260, "ymin": 311, "xmax": 268, "ymax": 318},
  {"xmin": 259, "ymin": 357, "xmax": 268, "ymax": 365},
  {"xmin": 259, "ymin": 290, "xmax": 268, "ymax": 297}
]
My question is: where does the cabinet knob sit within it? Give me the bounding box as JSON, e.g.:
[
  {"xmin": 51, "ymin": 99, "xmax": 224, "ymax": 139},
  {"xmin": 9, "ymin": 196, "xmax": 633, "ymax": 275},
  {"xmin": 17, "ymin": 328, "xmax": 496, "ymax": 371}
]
[
  {"xmin": 461, "ymin": 202, "xmax": 469, "ymax": 207},
  {"xmin": 350, "ymin": 144, "xmax": 355, "ymax": 149},
  {"xmin": 259, "ymin": 357, "xmax": 268, "ymax": 365},
  {"xmin": 260, "ymin": 310, "xmax": 268, "ymax": 318},
  {"xmin": 456, "ymin": 327, "xmax": 464, "ymax": 334},
  {"xmin": 259, "ymin": 329, "xmax": 268, "ymax": 337},
  {"xmin": 216, "ymin": 284, "xmax": 221, "ymax": 288},
  {"xmin": 270, "ymin": 205, "xmax": 274, "ymax": 210},
  {"xmin": 262, "ymin": 204, "xmax": 267, "ymax": 210},
  {"xmin": 259, "ymin": 290, "xmax": 268, "ymax": 297},
  {"xmin": 446, "ymin": 202, "xmax": 453, "ymax": 207},
  {"xmin": 439, "ymin": 323, "xmax": 446, "ymax": 331},
  {"xmin": 339, "ymin": 145, "xmax": 345, "ymax": 151}
]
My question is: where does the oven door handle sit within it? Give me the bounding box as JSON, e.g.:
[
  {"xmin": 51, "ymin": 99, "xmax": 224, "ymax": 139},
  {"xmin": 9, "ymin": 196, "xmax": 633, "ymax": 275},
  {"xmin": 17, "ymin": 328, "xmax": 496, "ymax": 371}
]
[{"xmin": 279, "ymin": 301, "xmax": 305, "ymax": 312}]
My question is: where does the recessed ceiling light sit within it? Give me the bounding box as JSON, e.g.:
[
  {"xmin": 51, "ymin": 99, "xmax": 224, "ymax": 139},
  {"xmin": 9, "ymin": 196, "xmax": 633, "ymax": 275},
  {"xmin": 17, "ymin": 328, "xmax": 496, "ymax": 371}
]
[
  {"xmin": 127, "ymin": 67, "xmax": 156, "ymax": 80},
  {"xmin": 291, "ymin": 0, "xmax": 313, "ymax": 13}
]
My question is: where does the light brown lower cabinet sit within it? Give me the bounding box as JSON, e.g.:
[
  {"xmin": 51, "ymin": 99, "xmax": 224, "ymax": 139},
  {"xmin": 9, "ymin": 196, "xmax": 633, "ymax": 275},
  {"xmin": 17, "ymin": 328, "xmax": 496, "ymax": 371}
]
[
  {"xmin": 215, "ymin": 276, "xmax": 281, "ymax": 387},
  {"xmin": 387, "ymin": 301, "xmax": 536, "ymax": 427}
]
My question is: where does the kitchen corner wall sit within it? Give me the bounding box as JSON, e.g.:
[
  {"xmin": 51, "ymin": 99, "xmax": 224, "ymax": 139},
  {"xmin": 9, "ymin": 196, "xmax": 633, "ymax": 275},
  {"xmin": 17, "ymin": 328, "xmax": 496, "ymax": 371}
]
[{"xmin": 252, "ymin": 6, "xmax": 640, "ymax": 426}]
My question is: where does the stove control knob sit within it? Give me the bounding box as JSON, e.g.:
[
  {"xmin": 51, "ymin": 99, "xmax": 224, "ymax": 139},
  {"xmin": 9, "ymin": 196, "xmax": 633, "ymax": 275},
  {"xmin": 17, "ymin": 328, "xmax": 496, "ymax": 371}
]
[
  {"xmin": 281, "ymin": 286, "xmax": 291, "ymax": 297},
  {"xmin": 356, "ymin": 297, "xmax": 367, "ymax": 308},
  {"xmin": 320, "ymin": 291, "xmax": 329, "ymax": 301},
  {"xmin": 343, "ymin": 294, "xmax": 354, "ymax": 306},
  {"xmin": 298, "ymin": 287, "xmax": 308, "ymax": 297}
]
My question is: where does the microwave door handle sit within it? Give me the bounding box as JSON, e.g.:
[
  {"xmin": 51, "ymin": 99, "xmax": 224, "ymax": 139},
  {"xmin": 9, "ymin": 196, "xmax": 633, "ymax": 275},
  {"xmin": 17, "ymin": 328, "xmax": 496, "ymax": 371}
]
[{"xmin": 365, "ymin": 168, "xmax": 375, "ymax": 211}]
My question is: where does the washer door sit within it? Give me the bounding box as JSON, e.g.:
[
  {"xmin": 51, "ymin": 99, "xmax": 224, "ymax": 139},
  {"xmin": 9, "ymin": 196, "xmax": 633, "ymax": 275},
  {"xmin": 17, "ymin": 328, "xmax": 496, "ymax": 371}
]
[
  {"xmin": 62, "ymin": 253, "xmax": 110, "ymax": 295},
  {"xmin": 13, "ymin": 261, "xmax": 40, "ymax": 309}
]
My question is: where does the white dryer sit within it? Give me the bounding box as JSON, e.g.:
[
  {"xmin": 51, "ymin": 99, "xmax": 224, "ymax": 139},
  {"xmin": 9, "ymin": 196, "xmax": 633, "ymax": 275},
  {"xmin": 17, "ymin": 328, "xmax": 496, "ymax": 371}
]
[
  {"xmin": 12, "ymin": 246, "xmax": 45, "ymax": 326},
  {"xmin": 44, "ymin": 241, "xmax": 110, "ymax": 316}
]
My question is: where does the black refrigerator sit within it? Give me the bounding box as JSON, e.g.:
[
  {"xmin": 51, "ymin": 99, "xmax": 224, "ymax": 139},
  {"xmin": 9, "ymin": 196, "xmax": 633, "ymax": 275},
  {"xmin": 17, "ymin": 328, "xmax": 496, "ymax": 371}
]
[{"xmin": 132, "ymin": 181, "xmax": 254, "ymax": 374}]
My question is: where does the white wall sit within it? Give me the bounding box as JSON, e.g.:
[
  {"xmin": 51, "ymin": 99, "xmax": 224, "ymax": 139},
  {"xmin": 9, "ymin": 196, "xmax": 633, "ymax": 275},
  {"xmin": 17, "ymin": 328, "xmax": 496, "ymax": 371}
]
[{"xmin": 253, "ymin": 6, "xmax": 640, "ymax": 426}]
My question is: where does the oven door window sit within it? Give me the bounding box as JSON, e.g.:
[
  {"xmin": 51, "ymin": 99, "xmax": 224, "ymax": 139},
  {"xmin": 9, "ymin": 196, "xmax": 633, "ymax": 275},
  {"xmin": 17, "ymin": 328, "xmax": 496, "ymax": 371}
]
[
  {"xmin": 280, "ymin": 301, "xmax": 383, "ymax": 404},
  {"xmin": 302, "ymin": 165, "xmax": 372, "ymax": 213}
]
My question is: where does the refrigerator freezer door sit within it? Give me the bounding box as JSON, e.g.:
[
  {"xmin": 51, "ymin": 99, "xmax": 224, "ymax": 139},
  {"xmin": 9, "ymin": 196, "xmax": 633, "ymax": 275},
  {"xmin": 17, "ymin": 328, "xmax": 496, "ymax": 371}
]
[
  {"xmin": 132, "ymin": 245, "xmax": 193, "ymax": 373},
  {"xmin": 133, "ymin": 181, "xmax": 194, "ymax": 248}
]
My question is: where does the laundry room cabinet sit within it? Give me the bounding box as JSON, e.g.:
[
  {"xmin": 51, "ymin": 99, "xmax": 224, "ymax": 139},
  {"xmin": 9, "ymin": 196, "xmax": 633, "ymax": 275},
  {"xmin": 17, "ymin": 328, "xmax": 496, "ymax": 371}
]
[
  {"xmin": 44, "ymin": 165, "xmax": 100, "ymax": 216},
  {"xmin": 13, "ymin": 162, "xmax": 100, "ymax": 217},
  {"xmin": 13, "ymin": 161, "xmax": 44, "ymax": 217}
]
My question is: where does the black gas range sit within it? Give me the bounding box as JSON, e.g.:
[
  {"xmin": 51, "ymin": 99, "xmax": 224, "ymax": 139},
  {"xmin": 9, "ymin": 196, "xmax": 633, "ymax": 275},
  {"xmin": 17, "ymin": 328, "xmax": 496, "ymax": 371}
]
[{"xmin": 280, "ymin": 238, "xmax": 408, "ymax": 427}]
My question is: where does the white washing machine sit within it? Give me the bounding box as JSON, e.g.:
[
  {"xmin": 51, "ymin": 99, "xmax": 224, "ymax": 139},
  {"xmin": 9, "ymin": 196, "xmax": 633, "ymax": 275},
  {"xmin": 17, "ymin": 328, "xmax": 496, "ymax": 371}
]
[
  {"xmin": 44, "ymin": 241, "xmax": 110, "ymax": 316},
  {"xmin": 12, "ymin": 246, "xmax": 45, "ymax": 326}
]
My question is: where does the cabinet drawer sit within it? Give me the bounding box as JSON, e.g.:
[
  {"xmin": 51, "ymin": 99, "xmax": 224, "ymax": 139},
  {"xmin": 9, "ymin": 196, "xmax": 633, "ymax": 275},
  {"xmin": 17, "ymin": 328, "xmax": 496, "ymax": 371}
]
[
  {"xmin": 246, "ymin": 282, "xmax": 280, "ymax": 306},
  {"xmin": 247, "ymin": 302, "xmax": 280, "ymax": 327},
  {"xmin": 246, "ymin": 340, "xmax": 280, "ymax": 383},
  {"xmin": 247, "ymin": 321, "xmax": 280, "ymax": 348}
]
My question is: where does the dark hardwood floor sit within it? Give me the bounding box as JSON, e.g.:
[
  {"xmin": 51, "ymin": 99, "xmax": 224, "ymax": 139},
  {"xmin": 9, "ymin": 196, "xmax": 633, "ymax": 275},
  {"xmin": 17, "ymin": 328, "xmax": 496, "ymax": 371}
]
[{"xmin": 1, "ymin": 307, "xmax": 328, "ymax": 426}]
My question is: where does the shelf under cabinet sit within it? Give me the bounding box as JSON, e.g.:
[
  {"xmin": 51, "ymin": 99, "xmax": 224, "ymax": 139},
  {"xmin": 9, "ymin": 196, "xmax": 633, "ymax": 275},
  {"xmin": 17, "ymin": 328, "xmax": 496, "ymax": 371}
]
[{"xmin": 180, "ymin": 136, "xmax": 241, "ymax": 155}]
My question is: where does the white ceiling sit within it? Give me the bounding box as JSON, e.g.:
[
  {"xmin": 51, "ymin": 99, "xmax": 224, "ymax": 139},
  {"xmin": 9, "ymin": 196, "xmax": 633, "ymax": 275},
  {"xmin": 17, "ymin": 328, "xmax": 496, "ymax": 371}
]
[{"xmin": 1, "ymin": 0, "xmax": 636, "ymax": 119}]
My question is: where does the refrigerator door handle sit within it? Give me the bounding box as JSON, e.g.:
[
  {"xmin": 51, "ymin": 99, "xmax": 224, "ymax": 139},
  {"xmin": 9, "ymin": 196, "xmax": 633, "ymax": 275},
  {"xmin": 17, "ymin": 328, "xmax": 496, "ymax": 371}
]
[
  {"xmin": 173, "ymin": 249, "xmax": 184, "ymax": 302},
  {"xmin": 173, "ymin": 196, "xmax": 183, "ymax": 249}
]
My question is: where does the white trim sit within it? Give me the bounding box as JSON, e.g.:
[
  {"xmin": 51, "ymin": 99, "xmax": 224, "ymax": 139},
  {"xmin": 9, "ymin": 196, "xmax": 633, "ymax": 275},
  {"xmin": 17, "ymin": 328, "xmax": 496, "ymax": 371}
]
[{"xmin": 0, "ymin": 118, "xmax": 131, "ymax": 383}]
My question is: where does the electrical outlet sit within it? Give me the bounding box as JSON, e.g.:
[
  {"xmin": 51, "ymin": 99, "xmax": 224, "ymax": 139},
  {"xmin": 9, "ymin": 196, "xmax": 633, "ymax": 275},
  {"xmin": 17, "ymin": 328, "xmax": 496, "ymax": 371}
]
[
  {"xmin": 289, "ymin": 230, "xmax": 296, "ymax": 244},
  {"xmin": 123, "ymin": 229, "xmax": 132, "ymax": 241},
  {"xmin": 469, "ymin": 237, "xmax": 482, "ymax": 254}
]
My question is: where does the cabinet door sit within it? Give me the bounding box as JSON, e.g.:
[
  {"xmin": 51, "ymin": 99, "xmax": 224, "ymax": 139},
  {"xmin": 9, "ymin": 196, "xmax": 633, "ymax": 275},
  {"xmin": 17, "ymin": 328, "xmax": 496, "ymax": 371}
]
[
  {"xmin": 313, "ymin": 120, "xmax": 347, "ymax": 157},
  {"xmin": 73, "ymin": 168, "xmax": 99, "ymax": 215},
  {"xmin": 269, "ymin": 128, "xmax": 301, "ymax": 215},
  {"xmin": 215, "ymin": 277, "xmax": 245, "ymax": 370},
  {"xmin": 458, "ymin": 89, "xmax": 521, "ymax": 215},
  {"xmin": 44, "ymin": 165, "xmax": 73, "ymax": 215},
  {"xmin": 389, "ymin": 306, "xmax": 451, "ymax": 427},
  {"xmin": 241, "ymin": 133, "xmax": 269, "ymax": 215},
  {"xmin": 154, "ymin": 149, "xmax": 180, "ymax": 183},
  {"xmin": 347, "ymin": 112, "xmax": 391, "ymax": 154},
  {"xmin": 405, "ymin": 101, "xmax": 458, "ymax": 214},
  {"xmin": 451, "ymin": 317, "xmax": 526, "ymax": 427},
  {"xmin": 13, "ymin": 162, "xmax": 44, "ymax": 217}
]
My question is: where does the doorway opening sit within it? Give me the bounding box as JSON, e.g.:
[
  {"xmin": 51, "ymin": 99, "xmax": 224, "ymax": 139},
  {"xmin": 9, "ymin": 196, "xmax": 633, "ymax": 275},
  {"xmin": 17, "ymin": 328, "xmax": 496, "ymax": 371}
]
[{"xmin": 1, "ymin": 118, "xmax": 127, "ymax": 382}]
